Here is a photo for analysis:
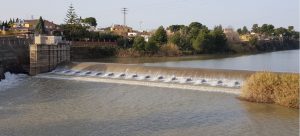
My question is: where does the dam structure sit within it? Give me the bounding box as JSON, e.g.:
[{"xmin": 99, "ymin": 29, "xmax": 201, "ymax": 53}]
[
  {"xmin": 29, "ymin": 36, "xmax": 70, "ymax": 75},
  {"xmin": 37, "ymin": 62, "xmax": 257, "ymax": 94},
  {"xmin": 0, "ymin": 36, "xmax": 70, "ymax": 79},
  {"xmin": 1, "ymin": 36, "xmax": 281, "ymax": 94}
]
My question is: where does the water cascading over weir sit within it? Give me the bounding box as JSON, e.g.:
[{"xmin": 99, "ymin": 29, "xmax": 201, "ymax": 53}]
[{"xmin": 38, "ymin": 62, "xmax": 257, "ymax": 94}]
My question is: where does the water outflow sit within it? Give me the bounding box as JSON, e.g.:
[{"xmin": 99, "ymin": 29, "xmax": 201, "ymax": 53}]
[
  {"xmin": 0, "ymin": 72, "xmax": 28, "ymax": 91},
  {"xmin": 49, "ymin": 62, "xmax": 256, "ymax": 88}
]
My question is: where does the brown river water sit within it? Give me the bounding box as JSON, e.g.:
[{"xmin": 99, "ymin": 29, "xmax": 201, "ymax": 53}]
[{"xmin": 0, "ymin": 77, "xmax": 298, "ymax": 136}]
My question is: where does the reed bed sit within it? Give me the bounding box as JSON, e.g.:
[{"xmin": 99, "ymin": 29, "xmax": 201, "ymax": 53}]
[{"xmin": 241, "ymin": 72, "xmax": 299, "ymax": 109}]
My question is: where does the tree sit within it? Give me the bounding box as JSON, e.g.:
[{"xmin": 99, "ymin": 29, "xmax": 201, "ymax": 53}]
[
  {"xmin": 150, "ymin": 26, "xmax": 168, "ymax": 45},
  {"xmin": 242, "ymin": 26, "xmax": 249, "ymax": 34},
  {"xmin": 82, "ymin": 17, "xmax": 97, "ymax": 27},
  {"xmin": 133, "ymin": 36, "xmax": 146, "ymax": 51},
  {"xmin": 188, "ymin": 27, "xmax": 200, "ymax": 40},
  {"xmin": 61, "ymin": 24, "xmax": 89, "ymax": 41},
  {"xmin": 274, "ymin": 27, "xmax": 288, "ymax": 36},
  {"xmin": 261, "ymin": 24, "xmax": 274, "ymax": 35},
  {"xmin": 249, "ymin": 36, "xmax": 258, "ymax": 46},
  {"xmin": 169, "ymin": 32, "xmax": 181, "ymax": 45},
  {"xmin": 192, "ymin": 30, "xmax": 211, "ymax": 52},
  {"xmin": 167, "ymin": 25, "xmax": 185, "ymax": 33},
  {"xmin": 189, "ymin": 22, "xmax": 203, "ymax": 30},
  {"xmin": 145, "ymin": 40, "xmax": 159, "ymax": 52},
  {"xmin": 169, "ymin": 31, "xmax": 190, "ymax": 50},
  {"xmin": 64, "ymin": 4, "xmax": 79, "ymax": 24},
  {"xmin": 252, "ymin": 24, "xmax": 260, "ymax": 33},
  {"xmin": 35, "ymin": 16, "xmax": 46, "ymax": 34},
  {"xmin": 237, "ymin": 28, "xmax": 242, "ymax": 35},
  {"xmin": 288, "ymin": 26, "xmax": 294, "ymax": 32},
  {"xmin": 211, "ymin": 26, "xmax": 228, "ymax": 52}
]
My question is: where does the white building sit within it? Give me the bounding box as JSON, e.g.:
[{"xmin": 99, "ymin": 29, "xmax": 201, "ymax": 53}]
[
  {"xmin": 128, "ymin": 32, "xmax": 138, "ymax": 37},
  {"xmin": 141, "ymin": 34, "xmax": 150, "ymax": 42}
]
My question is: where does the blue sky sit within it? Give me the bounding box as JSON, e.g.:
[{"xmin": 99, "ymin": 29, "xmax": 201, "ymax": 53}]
[{"xmin": 0, "ymin": 0, "xmax": 299, "ymax": 31}]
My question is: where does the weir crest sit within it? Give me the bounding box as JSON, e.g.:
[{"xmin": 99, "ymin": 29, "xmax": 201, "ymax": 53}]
[{"xmin": 42, "ymin": 62, "xmax": 260, "ymax": 90}]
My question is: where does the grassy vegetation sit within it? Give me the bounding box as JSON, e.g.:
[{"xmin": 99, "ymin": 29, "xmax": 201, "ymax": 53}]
[{"xmin": 240, "ymin": 72, "xmax": 299, "ymax": 109}]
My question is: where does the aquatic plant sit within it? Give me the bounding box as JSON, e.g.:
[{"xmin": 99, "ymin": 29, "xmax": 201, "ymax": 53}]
[{"xmin": 240, "ymin": 72, "xmax": 299, "ymax": 109}]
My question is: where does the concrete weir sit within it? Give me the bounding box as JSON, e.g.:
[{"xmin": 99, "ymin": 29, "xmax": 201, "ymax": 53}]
[
  {"xmin": 61, "ymin": 62, "xmax": 255, "ymax": 80},
  {"xmin": 36, "ymin": 62, "xmax": 261, "ymax": 94}
]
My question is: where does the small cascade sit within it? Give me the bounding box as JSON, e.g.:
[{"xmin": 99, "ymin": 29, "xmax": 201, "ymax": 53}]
[
  {"xmin": 47, "ymin": 63, "xmax": 252, "ymax": 89},
  {"xmin": 74, "ymin": 71, "xmax": 81, "ymax": 74},
  {"xmin": 234, "ymin": 81, "xmax": 241, "ymax": 87},
  {"xmin": 119, "ymin": 73, "xmax": 126, "ymax": 78},
  {"xmin": 96, "ymin": 72, "xmax": 103, "ymax": 76},
  {"xmin": 144, "ymin": 75, "xmax": 151, "ymax": 79},
  {"xmin": 132, "ymin": 74, "xmax": 138, "ymax": 78},
  {"xmin": 157, "ymin": 76, "xmax": 164, "ymax": 80},
  {"xmin": 0, "ymin": 72, "xmax": 28, "ymax": 91},
  {"xmin": 64, "ymin": 70, "xmax": 72, "ymax": 74},
  {"xmin": 107, "ymin": 73, "xmax": 114, "ymax": 77},
  {"xmin": 171, "ymin": 77, "xmax": 177, "ymax": 81},
  {"xmin": 186, "ymin": 78, "xmax": 193, "ymax": 83},
  {"xmin": 83, "ymin": 71, "xmax": 92, "ymax": 76}
]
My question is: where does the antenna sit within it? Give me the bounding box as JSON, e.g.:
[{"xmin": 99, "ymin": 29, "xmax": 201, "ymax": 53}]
[{"xmin": 121, "ymin": 8, "xmax": 128, "ymax": 26}]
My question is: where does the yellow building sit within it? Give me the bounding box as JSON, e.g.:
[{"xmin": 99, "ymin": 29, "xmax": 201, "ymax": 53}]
[
  {"xmin": 11, "ymin": 19, "xmax": 59, "ymax": 34},
  {"xmin": 110, "ymin": 25, "xmax": 133, "ymax": 36},
  {"xmin": 239, "ymin": 35, "xmax": 252, "ymax": 42}
]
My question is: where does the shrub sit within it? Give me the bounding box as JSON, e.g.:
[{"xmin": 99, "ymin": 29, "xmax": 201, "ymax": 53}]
[
  {"xmin": 116, "ymin": 48, "xmax": 141, "ymax": 57},
  {"xmin": 240, "ymin": 72, "xmax": 299, "ymax": 108},
  {"xmin": 133, "ymin": 36, "xmax": 146, "ymax": 51},
  {"xmin": 159, "ymin": 43, "xmax": 182, "ymax": 56},
  {"xmin": 273, "ymin": 74, "xmax": 299, "ymax": 108},
  {"xmin": 145, "ymin": 40, "xmax": 159, "ymax": 53}
]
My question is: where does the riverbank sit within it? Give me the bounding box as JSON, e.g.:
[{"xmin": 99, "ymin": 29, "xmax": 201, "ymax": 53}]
[{"xmin": 71, "ymin": 39, "xmax": 299, "ymax": 60}]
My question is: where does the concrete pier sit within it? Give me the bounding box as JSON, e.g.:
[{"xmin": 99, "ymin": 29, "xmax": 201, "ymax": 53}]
[{"xmin": 29, "ymin": 44, "xmax": 70, "ymax": 75}]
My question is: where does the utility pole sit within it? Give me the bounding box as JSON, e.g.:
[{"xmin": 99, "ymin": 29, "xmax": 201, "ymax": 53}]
[{"xmin": 121, "ymin": 8, "xmax": 128, "ymax": 26}]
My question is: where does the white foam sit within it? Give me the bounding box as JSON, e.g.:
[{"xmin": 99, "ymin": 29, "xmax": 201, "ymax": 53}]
[
  {"xmin": 0, "ymin": 72, "xmax": 28, "ymax": 91},
  {"xmin": 36, "ymin": 74, "xmax": 241, "ymax": 95},
  {"xmin": 49, "ymin": 68, "xmax": 244, "ymax": 89}
]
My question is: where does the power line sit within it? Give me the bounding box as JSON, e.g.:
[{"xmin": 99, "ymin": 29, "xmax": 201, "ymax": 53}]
[{"xmin": 121, "ymin": 8, "xmax": 128, "ymax": 26}]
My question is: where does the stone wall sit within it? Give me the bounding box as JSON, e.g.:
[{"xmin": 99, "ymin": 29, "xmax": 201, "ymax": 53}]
[{"xmin": 29, "ymin": 44, "xmax": 70, "ymax": 75}]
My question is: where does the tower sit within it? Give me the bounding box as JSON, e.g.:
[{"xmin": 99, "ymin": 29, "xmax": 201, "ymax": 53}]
[{"xmin": 121, "ymin": 8, "xmax": 128, "ymax": 26}]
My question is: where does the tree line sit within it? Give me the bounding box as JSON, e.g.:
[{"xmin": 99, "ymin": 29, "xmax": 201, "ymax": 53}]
[
  {"xmin": 132, "ymin": 22, "xmax": 229, "ymax": 54},
  {"xmin": 0, "ymin": 18, "xmax": 21, "ymax": 29},
  {"xmin": 237, "ymin": 24, "xmax": 299, "ymax": 39}
]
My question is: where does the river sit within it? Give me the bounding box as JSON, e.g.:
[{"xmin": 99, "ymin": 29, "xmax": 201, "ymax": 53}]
[
  {"xmin": 144, "ymin": 50, "xmax": 300, "ymax": 73},
  {"xmin": 0, "ymin": 50, "xmax": 298, "ymax": 136},
  {"xmin": 84, "ymin": 50, "xmax": 299, "ymax": 73}
]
